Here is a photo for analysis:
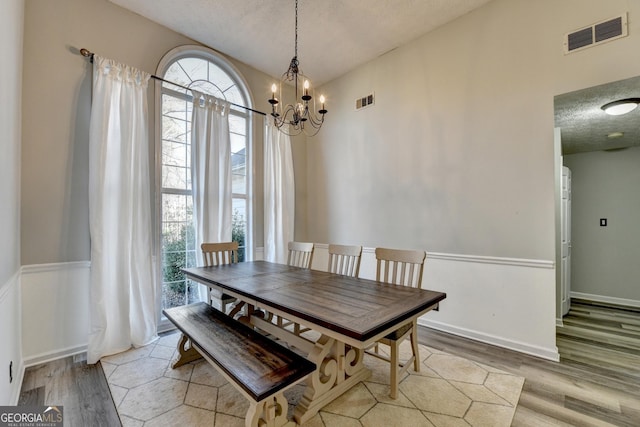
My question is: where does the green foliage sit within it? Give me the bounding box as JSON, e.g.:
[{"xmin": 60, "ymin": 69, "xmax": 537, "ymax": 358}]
[
  {"xmin": 232, "ymin": 208, "xmax": 246, "ymax": 262},
  {"xmin": 162, "ymin": 209, "xmax": 246, "ymax": 308}
]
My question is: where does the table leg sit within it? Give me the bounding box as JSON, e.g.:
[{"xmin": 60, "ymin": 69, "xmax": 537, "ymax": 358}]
[
  {"xmin": 247, "ymin": 393, "xmax": 295, "ymax": 427},
  {"xmin": 293, "ymin": 334, "xmax": 369, "ymax": 424}
]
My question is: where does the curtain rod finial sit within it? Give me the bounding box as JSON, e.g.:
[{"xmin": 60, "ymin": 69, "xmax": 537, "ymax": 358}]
[{"xmin": 80, "ymin": 48, "xmax": 92, "ymax": 58}]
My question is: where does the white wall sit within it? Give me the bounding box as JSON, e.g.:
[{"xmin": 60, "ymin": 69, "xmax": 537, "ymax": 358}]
[
  {"xmin": 564, "ymin": 147, "xmax": 640, "ymax": 306},
  {"xmin": 0, "ymin": 0, "xmax": 24, "ymax": 405},
  {"xmin": 308, "ymin": 0, "xmax": 640, "ymax": 356},
  {"xmin": 21, "ymin": 0, "xmax": 290, "ymax": 266}
]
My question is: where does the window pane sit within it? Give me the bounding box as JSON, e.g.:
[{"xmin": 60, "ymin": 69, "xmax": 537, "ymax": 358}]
[
  {"xmin": 232, "ymin": 152, "xmax": 246, "ymax": 194},
  {"xmin": 162, "ymin": 165, "xmax": 189, "ymax": 190},
  {"xmin": 162, "ymin": 194, "xmax": 189, "ymax": 222},
  {"xmin": 232, "ymin": 175, "xmax": 246, "ymax": 194},
  {"xmin": 209, "ymin": 65, "xmax": 235, "ymax": 95},
  {"xmin": 232, "ymin": 198, "xmax": 246, "ymax": 262},
  {"xmin": 224, "ymin": 86, "xmax": 245, "ymax": 106},
  {"xmin": 190, "ymin": 80, "xmax": 224, "ymax": 98},
  {"xmin": 178, "ymin": 58, "xmax": 208, "ymax": 83},
  {"xmin": 164, "ymin": 62, "xmax": 192, "ymax": 87},
  {"xmin": 187, "ymin": 279, "xmax": 201, "ymax": 304},
  {"xmin": 163, "ymin": 140, "xmax": 187, "ymax": 167},
  {"xmin": 229, "ymin": 115, "xmax": 246, "ymax": 136},
  {"xmin": 162, "ymin": 95, "xmax": 189, "ymax": 121},
  {"xmin": 230, "ymin": 133, "xmax": 245, "ymax": 155},
  {"xmin": 163, "ymin": 280, "xmax": 186, "ymax": 308},
  {"xmin": 162, "ymin": 116, "xmax": 188, "ymax": 144}
]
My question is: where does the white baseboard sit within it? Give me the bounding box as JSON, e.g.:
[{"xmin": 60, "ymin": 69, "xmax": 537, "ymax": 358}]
[
  {"xmin": 420, "ymin": 318, "xmax": 560, "ymax": 362},
  {"xmin": 571, "ymin": 291, "xmax": 640, "ymax": 309},
  {"xmin": 23, "ymin": 345, "xmax": 88, "ymax": 368}
]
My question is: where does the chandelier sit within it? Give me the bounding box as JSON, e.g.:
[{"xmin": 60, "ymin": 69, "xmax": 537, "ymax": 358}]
[{"xmin": 268, "ymin": 0, "xmax": 327, "ymax": 136}]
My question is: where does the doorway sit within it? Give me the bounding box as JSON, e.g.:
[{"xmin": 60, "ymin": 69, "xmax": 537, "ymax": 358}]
[{"xmin": 554, "ymin": 75, "xmax": 640, "ymax": 336}]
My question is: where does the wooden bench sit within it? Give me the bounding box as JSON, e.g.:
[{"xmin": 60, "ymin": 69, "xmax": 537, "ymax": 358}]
[{"xmin": 163, "ymin": 302, "xmax": 315, "ymax": 427}]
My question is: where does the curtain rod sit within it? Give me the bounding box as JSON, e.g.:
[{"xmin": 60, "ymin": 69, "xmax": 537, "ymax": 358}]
[{"xmin": 79, "ymin": 48, "xmax": 267, "ymax": 116}]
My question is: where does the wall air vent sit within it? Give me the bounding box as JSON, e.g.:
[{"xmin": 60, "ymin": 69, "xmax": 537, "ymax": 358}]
[
  {"xmin": 564, "ymin": 13, "xmax": 627, "ymax": 54},
  {"xmin": 355, "ymin": 93, "xmax": 375, "ymax": 110}
]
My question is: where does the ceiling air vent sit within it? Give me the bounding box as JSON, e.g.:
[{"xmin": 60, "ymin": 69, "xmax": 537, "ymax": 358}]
[
  {"xmin": 564, "ymin": 13, "xmax": 627, "ymax": 54},
  {"xmin": 355, "ymin": 93, "xmax": 375, "ymax": 111}
]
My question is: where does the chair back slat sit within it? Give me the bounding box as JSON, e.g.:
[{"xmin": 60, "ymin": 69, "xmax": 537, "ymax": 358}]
[
  {"xmin": 287, "ymin": 242, "xmax": 314, "ymax": 268},
  {"xmin": 201, "ymin": 242, "xmax": 239, "ymax": 267},
  {"xmin": 375, "ymin": 247, "xmax": 426, "ymax": 288},
  {"xmin": 327, "ymin": 244, "xmax": 362, "ymax": 277}
]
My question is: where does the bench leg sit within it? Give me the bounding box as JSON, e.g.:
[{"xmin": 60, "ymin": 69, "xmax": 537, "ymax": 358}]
[
  {"xmin": 171, "ymin": 333, "xmax": 202, "ymax": 368},
  {"xmin": 246, "ymin": 392, "xmax": 295, "ymax": 427}
]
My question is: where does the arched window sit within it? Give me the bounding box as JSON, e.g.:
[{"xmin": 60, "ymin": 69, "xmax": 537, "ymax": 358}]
[{"xmin": 156, "ymin": 46, "xmax": 253, "ymax": 312}]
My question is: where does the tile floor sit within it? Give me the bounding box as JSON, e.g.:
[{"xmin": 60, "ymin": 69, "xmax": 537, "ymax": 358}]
[{"xmin": 101, "ymin": 331, "xmax": 524, "ymax": 426}]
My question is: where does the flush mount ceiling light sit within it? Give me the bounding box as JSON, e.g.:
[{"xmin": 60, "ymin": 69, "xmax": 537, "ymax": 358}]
[
  {"xmin": 269, "ymin": 0, "xmax": 327, "ymax": 136},
  {"xmin": 607, "ymin": 131, "xmax": 624, "ymax": 138},
  {"xmin": 601, "ymin": 98, "xmax": 640, "ymax": 115}
]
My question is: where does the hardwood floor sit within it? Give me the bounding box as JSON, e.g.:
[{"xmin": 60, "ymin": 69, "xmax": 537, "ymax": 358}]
[
  {"xmin": 18, "ymin": 354, "xmax": 120, "ymax": 427},
  {"xmin": 420, "ymin": 299, "xmax": 640, "ymax": 426},
  {"xmin": 19, "ymin": 300, "xmax": 640, "ymax": 426},
  {"xmin": 556, "ymin": 299, "xmax": 640, "ymax": 385}
]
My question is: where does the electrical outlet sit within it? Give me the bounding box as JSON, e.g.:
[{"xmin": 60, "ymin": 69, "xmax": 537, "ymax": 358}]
[
  {"xmin": 600, "ymin": 218, "xmax": 607, "ymax": 226},
  {"xmin": 9, "ymin": 361, "xmax": 13, "ymax": 383}
]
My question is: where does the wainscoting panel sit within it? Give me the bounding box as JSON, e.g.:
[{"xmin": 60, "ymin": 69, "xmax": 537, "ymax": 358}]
[
  {"xmin": 312, "ymin": 245, "xmax": 559, "ymax": 361},
  {"xmin": 0, "ymin": 271, "xmax": 23, "ymax": 405},
  {"xmin": 21, "ymin": 262, "xmax": 91, "ymax": 367}
]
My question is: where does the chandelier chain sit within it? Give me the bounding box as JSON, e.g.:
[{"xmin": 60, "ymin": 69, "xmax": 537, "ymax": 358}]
[{"xmin": 294, "ymin": 0, "xmax": 298, "ymax": 58}]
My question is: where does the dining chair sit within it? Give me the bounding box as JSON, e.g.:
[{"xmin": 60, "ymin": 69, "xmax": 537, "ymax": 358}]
[
  {"xmin": 278, "ymin": 241, "xmax": 315, "ymax": 333},
  {"xmin": 287, "ymin": 241, "xmax": 315, "ymax": 268},
  {"xmin": 201, "ymin": 242, "xmax": 240, "ymax": 315},
  {"xmin": 327, "ymin": 244, "xmax": 362, "ymax": 278},
  {"xmin": 367, "ymin": 247, "xmax": 426, "ymax": 399}
]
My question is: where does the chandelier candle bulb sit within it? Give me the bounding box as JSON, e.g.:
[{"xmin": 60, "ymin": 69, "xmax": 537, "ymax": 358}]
[{"xmin": 268, "ymin": 83, "xmax": 279, "ymax": 107}]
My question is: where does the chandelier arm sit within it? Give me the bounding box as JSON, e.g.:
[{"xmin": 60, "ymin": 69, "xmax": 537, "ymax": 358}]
[
  {"xmin": 305, "ymin": 111, "xmax": 325, "ymax": 128},
  {"xmin": 278, "ymin": 106, "xmax": 298, "ymax": 127}
]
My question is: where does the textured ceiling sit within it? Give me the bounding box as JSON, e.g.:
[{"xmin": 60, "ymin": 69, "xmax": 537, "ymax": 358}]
[
  {"xmin": 109, "ymin": 0, "xmax": 637, "ymax": 155},
  {"xmin": 108, "ymin": 0, "xmax": 492, "ymax": 85},
  {"xmin": 555, "ymin": 75, "xmax": 640, "ymax": 155}
]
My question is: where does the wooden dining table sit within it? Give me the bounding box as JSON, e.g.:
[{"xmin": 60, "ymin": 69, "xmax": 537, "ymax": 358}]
[{"xmin": 183, "ymin": 261, "xmax": 446, "ymax": 424}]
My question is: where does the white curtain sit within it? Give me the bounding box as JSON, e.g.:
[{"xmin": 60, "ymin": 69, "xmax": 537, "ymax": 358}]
[
  {"xmin": 191, "ymin": 90, "xmax": 232, "ymax": 262},
  {"xmin": 264, "ymin": 122, "xmax": 295, "ymax": 264},
  {"xmin": 87, "ymin": 56, "xmax": 157, "ymax": 364}
]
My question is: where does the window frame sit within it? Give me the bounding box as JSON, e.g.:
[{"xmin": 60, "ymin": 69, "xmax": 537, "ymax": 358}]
[{"xmin": 155, "ymin": 45, "xmax": 255, "ymax": 330}]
